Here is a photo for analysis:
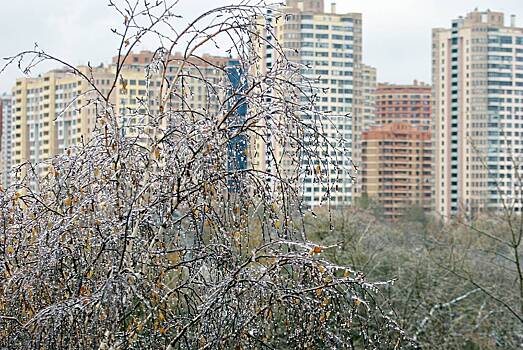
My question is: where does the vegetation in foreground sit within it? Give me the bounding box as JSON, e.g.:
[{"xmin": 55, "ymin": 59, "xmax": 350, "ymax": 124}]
[{"xmin": 308, "ymin": 205, "xmax": 523, "ymax": 349}]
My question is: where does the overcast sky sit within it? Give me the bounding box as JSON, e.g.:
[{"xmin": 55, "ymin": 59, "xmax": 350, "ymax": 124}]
[{"xmin": 1, "ymin": 0, "xmax": 522, "ymax": 92}]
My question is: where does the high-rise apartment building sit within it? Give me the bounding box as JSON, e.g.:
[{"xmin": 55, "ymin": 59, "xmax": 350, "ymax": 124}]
[
  {"xmin": 1, "ymin": 93, "xmax": 13, "ymax": 186},
  {"xmin": 361, "ymin": 123, "xmax": 432, "ymax": 221},
  {"xmin": 10, "ymin": 66, "xmax": 113, "ymax": 181},
  {"xmin": 354, "ymin": 64, "xmax": 378, "ymax": 132},
  {"xmin": 6, "ymin": 51, "xmax": 240, "ymax": 185},
  {"xmin": 254, "ymin": 0, "xmax": 364, "ymax": 208},
  {"xmin": 375, "ymin": 82, "xmax": 432, "ymax": 130},
  {"xmin": 433, "ymin": 10, "xmax": 523, "ymax": 217},
  {"xmin": 360, "ymin": 82, "xmax": 433, "ymax": 220},
  {"xmin": 112, "ymin": 51, "xmax": 232, "ymax": 117},
  {"xmin": 352, "ymin": 64, "xmax": 377, "ymax": 197}
]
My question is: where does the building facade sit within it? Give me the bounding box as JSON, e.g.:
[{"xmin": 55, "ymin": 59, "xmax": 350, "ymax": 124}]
[
  {"xmin": 375, "ymin": 81, "xmax": 432, "ymax": 130},
  {"xmin": 225, "ymin": 60, "xmax": 249, "ymax": 192},
  {"xmin": 352, "ymin": 64, "xmax": 377, "ymax": 197},
  {"xmin": 359, "ymin": 82, "xmax": 433, "ymax": 220},
  {"xmin": 433, "ymin": 10, "xmax": 523, "ymax": 218},
  {"xmin": 10, "ymin": 67, "xmax": 113, "ymax": 181},
  {"xmin": 255, "ymin": 0, "xmax": 365, "ymax": 208},
  {"xmin": 5, "ymin": 52, "xmax": 239, "ymax": 185},
  {"xmin": 1, "ymin": 93, "xmax": 12, "ymax": 186},
  {"xmin": 361, "ymin": 123, "xmax": 432, "ymax": 221}
]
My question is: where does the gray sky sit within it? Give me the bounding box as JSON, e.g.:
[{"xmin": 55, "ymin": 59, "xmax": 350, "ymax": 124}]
[{"xmin": 1, "ymin": 0, "xmax": 522, "ymax": 92}]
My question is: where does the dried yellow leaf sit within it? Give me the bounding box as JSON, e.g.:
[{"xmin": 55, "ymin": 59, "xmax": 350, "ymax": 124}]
[
  {"xmin": 199, "ymin": 336, "xmax": 207, "ymax": 347},
  {"xmin": 323, "ymin": 275, "xmax": 333, "ymax": 283},
  {"xmin": 274, "ymin": 220, "xmax": 281, "ymax": 230},
  {"xmin": 6, "ymin": 246, "xmax": 15, "ymax": 254},
  {"xmin": 167, "ymin": 252, "xmax": 181, "ymax": 264}
]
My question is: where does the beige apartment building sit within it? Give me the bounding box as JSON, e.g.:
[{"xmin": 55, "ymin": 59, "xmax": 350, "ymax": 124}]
[
  {"xmin": 10, "ymin": 66, "xmax": 113, "ymax": 180},
  {"xmin": 6, "ymin": 51, "xmax": 240, "ymax": 184},
  {"xmin": 352, "ymin": 64, "xmax": 377, "ymax": 197},
  {"xmin": 254, "ymin": 0, "xmax": 371, "ymax": 208},
  {"xmin": 111, "ymin": 51, "xmax": 233, "ymax": 140},
  {"xmin": 1, "ymin": 93, "xmax": 12, "ymax": 186},
  {"xmin": 433, "ymin": 10, "xmax": 523, "ymax": 218}
]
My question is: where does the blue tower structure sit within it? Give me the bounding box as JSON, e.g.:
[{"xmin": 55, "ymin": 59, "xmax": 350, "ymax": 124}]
[{"xmin": 225, "ymin": 59, "xmax": 248, "ymax": 192}]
